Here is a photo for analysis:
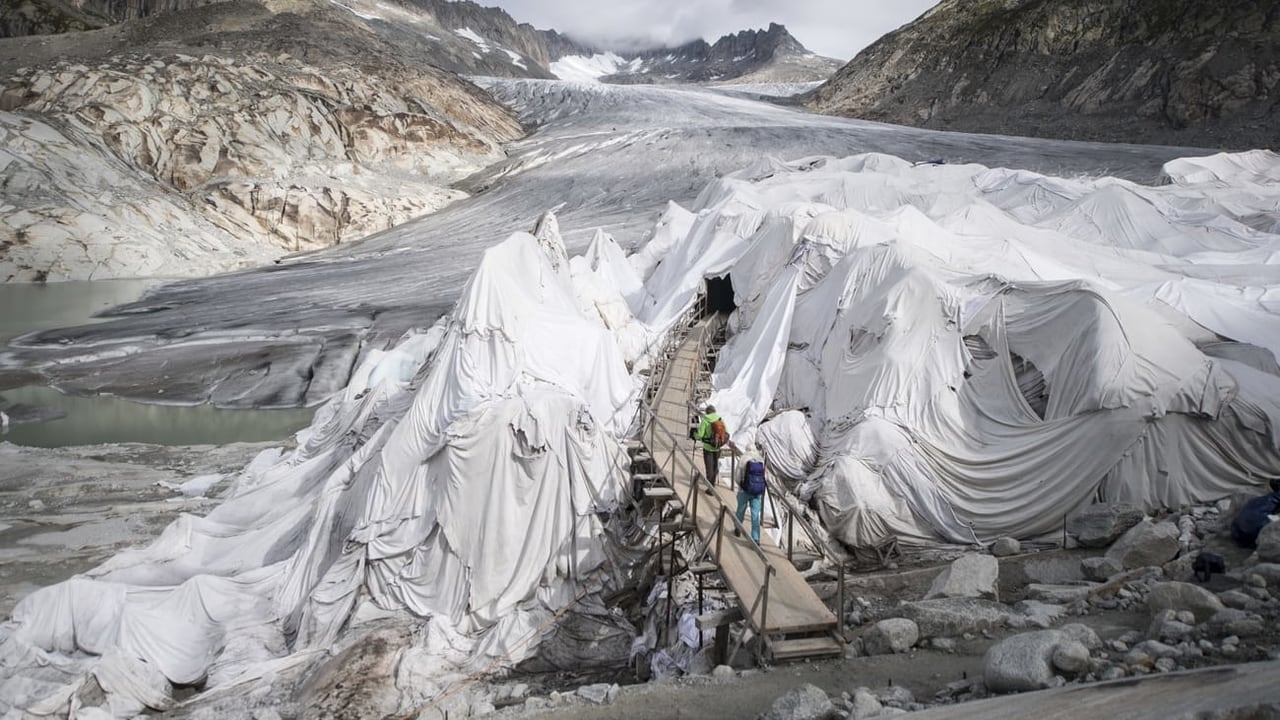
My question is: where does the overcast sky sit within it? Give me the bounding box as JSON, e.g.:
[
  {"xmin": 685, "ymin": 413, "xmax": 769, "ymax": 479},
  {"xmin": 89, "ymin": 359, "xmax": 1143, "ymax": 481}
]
[{"xmin": 484, "ymin": 0, "xmax": 940, "ymax": 60}]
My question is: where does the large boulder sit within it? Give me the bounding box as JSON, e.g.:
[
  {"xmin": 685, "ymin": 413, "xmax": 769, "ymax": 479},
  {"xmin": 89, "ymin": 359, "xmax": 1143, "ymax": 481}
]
[
  {"xmin": 1068, "ymin": 503, "xmax": 1145, "ymax": 548},
  {"xmin": 1251, "ymin": 563, "xmax": 1280, "ymax": 586},
  {"xmin": 862, "ymin": 618, "xmax": 920, "ymax": 655},
  {"xmin": 990, "ymin": 537, "xmax": 1021, "ymax": 557},
  {"xmin": 1106, "ymin": 519, "xmax": 1179, "ymax": 569},
  {"xmin": 847, "ymin": 688, "xmax": 883, "ymax": 719},
  {"xmin": 925, "ymin": 554, "xmax": 999, "ymax": 601},
  {"xmin": 983, "ymin": 627, "xmax": 1094, "ymax": 693},
  {"xmin": 760, "ymin": 683, "xmax": 836, "ymax": 720},
  {"xmin": 1146, "ymin": 581, "xmax": 1225, "ymax": 623},
  {"xmin": 1257, "ymin": 521, "xmax": 1280, "ymax": 563},
  {"xmin": 895, "ymin": 598, "xmax": 1015, "ymax": 639},
  {"xmin": 1081, "ymin": 556, "xmax": 1124, "ymax": 581}
]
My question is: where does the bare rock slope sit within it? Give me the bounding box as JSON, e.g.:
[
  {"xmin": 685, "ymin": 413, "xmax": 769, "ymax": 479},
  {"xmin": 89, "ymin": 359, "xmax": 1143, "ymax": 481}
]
[
  {"xmin": 806, "ymin": 0, "xmax": 1278, "ymax": 148},
  {"xmin": 0, "ymin": 0, "xmax": 523, "ymax": 281}
]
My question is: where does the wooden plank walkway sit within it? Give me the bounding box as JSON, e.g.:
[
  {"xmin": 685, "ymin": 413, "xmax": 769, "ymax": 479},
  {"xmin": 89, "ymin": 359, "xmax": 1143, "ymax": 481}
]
[{"xmin": 644, "ymin": 319, "xmax": 837, "ymax": 637}]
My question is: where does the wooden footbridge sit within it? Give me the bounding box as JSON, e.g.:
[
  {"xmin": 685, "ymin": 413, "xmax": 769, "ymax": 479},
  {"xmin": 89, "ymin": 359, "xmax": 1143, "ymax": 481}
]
[{"xmin": 630, "ymin": 309, "xmax": 843, "ymax": 664}]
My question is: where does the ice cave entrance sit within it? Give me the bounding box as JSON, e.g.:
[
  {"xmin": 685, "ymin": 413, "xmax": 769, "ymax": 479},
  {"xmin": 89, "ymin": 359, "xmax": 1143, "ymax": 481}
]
[{"xmin": 704, "ymin": 274, "xmax": 736, "ymax": 316}]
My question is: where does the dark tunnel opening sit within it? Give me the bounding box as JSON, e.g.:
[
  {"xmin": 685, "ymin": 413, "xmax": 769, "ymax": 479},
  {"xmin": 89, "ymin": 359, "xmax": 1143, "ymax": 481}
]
[{"xmin": 704, "ymin": 275, "xmax": 736, "ymax": 316}]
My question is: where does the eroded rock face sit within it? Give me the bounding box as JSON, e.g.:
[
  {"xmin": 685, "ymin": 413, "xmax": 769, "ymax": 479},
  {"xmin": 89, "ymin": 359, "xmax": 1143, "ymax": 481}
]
[
  {"xmin": 806, "ymin": 0, "xmax": 1279, "ymax": 148},
  {"xmin": 0, "ymin": 5, "xmax": 522, "ymax": 281}
]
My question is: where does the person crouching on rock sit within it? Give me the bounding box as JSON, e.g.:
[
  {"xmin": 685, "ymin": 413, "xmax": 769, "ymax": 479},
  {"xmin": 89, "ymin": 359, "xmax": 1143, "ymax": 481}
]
[{"xmin": 1231, "ymin": 478, "xmax": 1280, "ymax": 548}]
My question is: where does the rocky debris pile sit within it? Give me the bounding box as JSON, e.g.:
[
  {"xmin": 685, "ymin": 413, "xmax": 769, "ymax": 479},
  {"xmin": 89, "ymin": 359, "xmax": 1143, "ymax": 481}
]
[{"xmin": 0, "ymin": 50, "xmax": 520, "ymax": 281}]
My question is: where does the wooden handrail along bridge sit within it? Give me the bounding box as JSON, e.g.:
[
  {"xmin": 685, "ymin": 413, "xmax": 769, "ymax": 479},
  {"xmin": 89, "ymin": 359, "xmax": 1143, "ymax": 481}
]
[{"xmin": 628, "ymin": 298, "xmax": 845, "ymax": 664}]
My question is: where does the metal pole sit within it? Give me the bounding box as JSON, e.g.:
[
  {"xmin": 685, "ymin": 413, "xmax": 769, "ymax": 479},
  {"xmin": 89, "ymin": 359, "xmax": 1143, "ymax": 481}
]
[
  {"xmin": 715, "ymin": 505, "xmax": 726, "ymax": 559},
  {"xmin": 787, "ymin": 508, "xmax": 794, "ymax": 562},
  {"xmin": 837, "ymin": 560, "xmax": 846, "ymax": 638},
  {"xmin": 664, "ymin": 529, "xmax": 675, "ymax": 645},
  {"xmin": 760, "ymin": 567, "xmax": 773, "ymax": 644}
]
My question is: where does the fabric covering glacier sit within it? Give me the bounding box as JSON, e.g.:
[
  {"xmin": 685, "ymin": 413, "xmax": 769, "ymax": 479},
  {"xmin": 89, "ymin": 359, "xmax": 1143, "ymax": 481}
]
[
  {"xmin": 4, "ymin": 148, "xmax": 1280, "ymax": 715},
  {"xmin": 0, "ymin": 216, "xmax": 653, "ymax": 716},
  {"xmin": 684, "ymin": 151, "xmax": 1280, "ymax": 548}
]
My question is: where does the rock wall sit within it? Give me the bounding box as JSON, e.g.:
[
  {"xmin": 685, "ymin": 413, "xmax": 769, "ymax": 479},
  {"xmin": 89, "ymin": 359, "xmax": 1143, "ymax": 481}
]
[
  {"xmin": 806, "ymin": 0, "xmax": 1279, "ymax": 148},
  {"xmin": 0, "ymin": 0, "xmax": 523, "ymax": 281}
]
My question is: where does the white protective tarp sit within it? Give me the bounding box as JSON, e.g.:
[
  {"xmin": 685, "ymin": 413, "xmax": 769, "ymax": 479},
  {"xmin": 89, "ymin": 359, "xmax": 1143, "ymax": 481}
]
[
  {"xmin": 670, "ymin": 151, "xmax": 1280, "ymax": 548},
  {"xmin": 7, "ymin": 147, "xmax": 1280, "ymax": 714},
  {"xmin": 0, "ymin": 220, "xmax": 645, "ymax": 715}
]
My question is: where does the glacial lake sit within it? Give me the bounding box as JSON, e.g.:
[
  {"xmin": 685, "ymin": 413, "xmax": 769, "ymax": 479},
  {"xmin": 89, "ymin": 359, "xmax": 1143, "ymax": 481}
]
[{"xmin": 0, "ymin": 280, "xmax": 316, "ymax": 448}]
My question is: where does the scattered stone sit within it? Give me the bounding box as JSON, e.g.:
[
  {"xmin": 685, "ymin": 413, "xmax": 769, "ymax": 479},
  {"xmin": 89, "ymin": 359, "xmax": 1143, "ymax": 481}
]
[
  {"xmin": 1161, "ymin": 553, "xmax": 1196, "ymax": 583},
  {"xmin": 862, "ymin": 618, "xmax": 920, "ymax": 655},
  {"xmin": 1051, "ymin": 641, "xmax": 1091, "ymax": 676},
  {"xmin": 1209, "ymin": 609, "xmax": 1263, "ymax": 638},
  {"xmin": 1081, "ymin": 556, "xmax": 1123, "ymax": 581},
  {"xmin": 712, "ymin": 665, "xmax": 735, "ymax": 680},
  {"xmin": 1152, "ymin": 619, "xmax": 1194, "ymax": 642},
  {"xmin": 926, "ymin": 554, "xmax": 999, "ymax": 601},
  {"xmin": 1106, "ymin": 520, "xmax": 1180, "ymax": 570},
  {"xmin": 929, "ymin": 637, "xmax": 957, "ymax": 652},
  {"xmin": 760, "ymin": 683, "xmax": 834, "ymax": 720},
  {"xmin": 844, "ymin": 637, "xmax": 864, "ymax": 659},
  {"xmin": 848, "ymin": 688, "xmax": 882, "ymax": 719},
  {"xmin": 1024, "ymin": 556, "xmax": 1086, "ymax": 584},
  {"xmin": 1013, "ymin": 600, "xmax": 1067, "ymax": 629},
  {"xmin": 28, "ymin": 499, "xmax": 45, "ymax": 511},
  {"xmin": 1101, "ymin": 666, "xmax": 1127, "ymax": 681},
  {"xmin": 874, "ymin": 686, "xmax": 915, "ymax": 707},
  {"xmin": 896, "ymin": 598, "xmax": 1014, "ymax": 638},
  {"xmin": 1154, "ymin": 657, "xmax": 1178, "ymax": 673},
  {"xmin": 1257, "ymin": 521, "xmax": 1280, "ymax": 563},
  {"xmin": 1251, "ymin": 564, "xmax": 1280, "ymax": 586},
  {"xmin": 1027, "ymin": 583, "xmax": 1096, "ymax": 604},
  {"xmin": 1134, "ymin": 640, "xmax": 1179, "ymax": 659},
  {"xmin": 1174, "ymin": 610, "xmax": 1196, "ymax": 625},
  {"xmin": 1213, "ymin": 589, "xmax": 1254, "ymax": 604},
  {"xmin": 1245, "ymin": 573, "xmax": 1266, "ymax": 588},
  {"xmin": 1068, "ymin": 503, "xmax": 1145, "ymax": 547},
  {"xmin": 1109, "ymin": 639, "xmax": 1130, "ymax": 653},
  {"xmin": 576, "ymin": 683, "xmax": 619, "ymax": 705},
  {"xmin": 990, "ymin": 537, "xmax": 1021, "ymax": 557},
  {"xmin": 1146, "ymin": 581, "xmax": 1225, "ymax": 622}
]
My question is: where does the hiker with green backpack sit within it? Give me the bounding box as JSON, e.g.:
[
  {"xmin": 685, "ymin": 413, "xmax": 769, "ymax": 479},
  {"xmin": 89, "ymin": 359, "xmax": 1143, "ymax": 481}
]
[{"xmin": 693, "ymin": 404, "xmax": 729, "ymax": 491}]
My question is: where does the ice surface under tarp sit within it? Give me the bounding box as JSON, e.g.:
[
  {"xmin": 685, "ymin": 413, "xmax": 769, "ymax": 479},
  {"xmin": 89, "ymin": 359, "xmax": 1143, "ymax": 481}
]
[
  {"xmin": 0, "ymin": 220, "xmax": 651, "ymax": 715},
  {"xmin": 6, "ymin": 148, "xmax": 1280, "ymax": 714},
  {"xmin": 681, "ymin": 151, "xmax": 1280, "ymax": 548}
]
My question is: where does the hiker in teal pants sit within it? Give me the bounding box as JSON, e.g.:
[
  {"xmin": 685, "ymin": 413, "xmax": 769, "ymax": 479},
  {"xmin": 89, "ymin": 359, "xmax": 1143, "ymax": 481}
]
[{"xmin": 736, "ymin": 450, "xmax": 767, "ymax": 543}]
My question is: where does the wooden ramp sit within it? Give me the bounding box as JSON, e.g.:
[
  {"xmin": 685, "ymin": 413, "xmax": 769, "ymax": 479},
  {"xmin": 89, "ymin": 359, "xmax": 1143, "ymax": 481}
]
[{"xmin": 640, "ymin": 317, "xmax": 840, "ymax": 661}]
